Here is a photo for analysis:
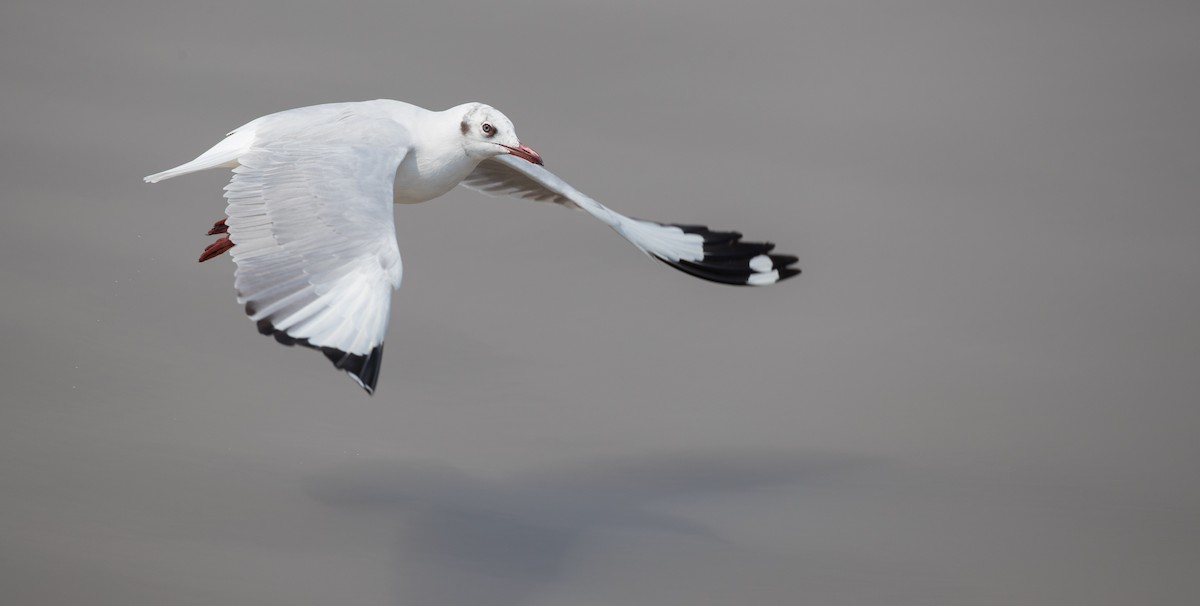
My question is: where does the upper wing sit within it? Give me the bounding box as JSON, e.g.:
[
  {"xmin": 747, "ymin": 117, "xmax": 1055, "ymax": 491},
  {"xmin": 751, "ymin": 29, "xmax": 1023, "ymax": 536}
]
[
  {"xmin": 460, "ymin": 155, "xmax": 799, "ymax": 286},
  {"xmin": 223, "ymin": 111, "xmax": 409, "ymax": 394}
]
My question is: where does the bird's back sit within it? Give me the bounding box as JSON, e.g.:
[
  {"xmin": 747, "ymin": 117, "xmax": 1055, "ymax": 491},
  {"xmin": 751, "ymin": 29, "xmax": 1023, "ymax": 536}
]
[{"xmin": 144, "ymin": 100, "xmax": 430, "ymax": 184}]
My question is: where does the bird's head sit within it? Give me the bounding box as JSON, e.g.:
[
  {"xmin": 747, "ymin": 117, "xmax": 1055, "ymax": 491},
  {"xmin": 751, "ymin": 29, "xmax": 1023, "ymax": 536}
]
[{"xmin": 456, "ymin": 103, "xmax": 543, "ymax": 165}]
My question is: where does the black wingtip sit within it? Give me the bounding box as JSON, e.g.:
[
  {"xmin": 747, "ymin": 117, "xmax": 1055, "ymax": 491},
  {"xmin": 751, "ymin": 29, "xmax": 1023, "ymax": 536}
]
[
  {"xmin": 322, "ymin": 344, "xmax": 384, "ymax": 395},
  {"xmin": 255, "ymin": 319, "xmax": 384, "ymax": 394},
  {"xmin": 773, "ymin": 255, "xmax": 802, "ymax": 282},
  {"xmin": 661, "ymin": 223, "xmax": 800, "ymax": 286},
  {"xmin": 777, "ymin": 267, "xmax": 802, "ymax": 281}
]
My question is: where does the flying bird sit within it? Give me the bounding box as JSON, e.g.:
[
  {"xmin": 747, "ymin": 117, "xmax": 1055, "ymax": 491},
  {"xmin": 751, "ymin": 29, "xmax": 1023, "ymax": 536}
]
[{"xmin": 145, "ymin": 100, "xmax": 799, "ymax": 394}]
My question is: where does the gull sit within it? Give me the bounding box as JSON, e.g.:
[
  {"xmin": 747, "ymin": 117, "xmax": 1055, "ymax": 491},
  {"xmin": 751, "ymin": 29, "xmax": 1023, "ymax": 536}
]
[{"xmin": 145, "ymin": 100, "xmax": 800, "ymax": 394}]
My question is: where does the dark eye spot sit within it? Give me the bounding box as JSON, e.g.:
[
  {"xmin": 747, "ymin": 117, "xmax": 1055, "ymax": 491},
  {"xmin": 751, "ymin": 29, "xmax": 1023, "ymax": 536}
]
[{"xmin": 482, "ymin": 123, "xmax": 495, "ymax": 137}]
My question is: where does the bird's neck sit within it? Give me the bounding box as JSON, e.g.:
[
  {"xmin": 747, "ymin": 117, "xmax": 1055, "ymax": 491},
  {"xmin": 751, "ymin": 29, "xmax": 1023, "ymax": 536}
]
[{"xmin": 392, "ymin": 110, "xmax": 480, "ymax": 204}]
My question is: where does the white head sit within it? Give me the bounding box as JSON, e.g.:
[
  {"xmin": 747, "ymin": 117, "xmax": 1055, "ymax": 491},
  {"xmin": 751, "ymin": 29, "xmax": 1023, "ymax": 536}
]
[{"xmin": 455, "ymin": 103, "xmax": 543, "ymax": 165}]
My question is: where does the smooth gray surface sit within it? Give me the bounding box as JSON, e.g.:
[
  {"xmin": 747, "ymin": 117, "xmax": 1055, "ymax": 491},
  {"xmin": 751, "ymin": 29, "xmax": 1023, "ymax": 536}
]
[{"xmin": 2, "ymin": 1, "xmax": 1198, "ymax": 604}]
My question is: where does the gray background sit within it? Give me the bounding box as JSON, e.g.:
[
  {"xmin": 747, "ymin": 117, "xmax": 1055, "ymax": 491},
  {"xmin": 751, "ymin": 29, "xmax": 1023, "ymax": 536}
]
[{"xmin": 2, "ymin": 1, "xmax": 1198, "ymax": 604}]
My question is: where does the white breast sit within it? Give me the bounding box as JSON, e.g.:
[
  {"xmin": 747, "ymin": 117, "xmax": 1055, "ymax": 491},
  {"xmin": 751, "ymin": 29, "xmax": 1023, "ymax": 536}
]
[{"xmin": 391, "ymin": 148, "xmax": 480, "ymax": 204}]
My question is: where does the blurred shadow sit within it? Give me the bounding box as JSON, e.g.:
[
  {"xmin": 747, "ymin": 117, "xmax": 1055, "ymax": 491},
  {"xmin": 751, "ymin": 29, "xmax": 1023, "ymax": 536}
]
[{"xmin": 306, "ymin": 451, "xmax": 867, "ymax": 606}]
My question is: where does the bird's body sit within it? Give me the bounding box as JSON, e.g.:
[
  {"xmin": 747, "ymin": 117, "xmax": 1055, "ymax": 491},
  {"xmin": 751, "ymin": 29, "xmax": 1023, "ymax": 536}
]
[{"xmin": 146, "ymin": 99, "xmax": 799, "ymax": 394}]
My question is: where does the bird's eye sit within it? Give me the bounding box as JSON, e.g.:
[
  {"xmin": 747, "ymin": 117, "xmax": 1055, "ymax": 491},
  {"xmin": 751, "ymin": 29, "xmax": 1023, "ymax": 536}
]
[{"xmin": 481, "ymin": 123, "xmax": 495, "ymax": 137}]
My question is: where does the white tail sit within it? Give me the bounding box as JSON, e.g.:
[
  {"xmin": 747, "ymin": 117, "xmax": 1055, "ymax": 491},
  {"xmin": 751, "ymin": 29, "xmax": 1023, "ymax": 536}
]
[{"xmin": 144, "ymin": 122, "xmax": 260, "ymax": 183}]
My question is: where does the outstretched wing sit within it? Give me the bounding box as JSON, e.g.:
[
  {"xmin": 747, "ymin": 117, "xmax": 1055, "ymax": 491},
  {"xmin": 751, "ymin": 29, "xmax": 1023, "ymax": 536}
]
[
  {"xmin": 223, "ymin": 112, "xmax": 409, "ymax": 394},
  {"xmin": 460, "ymin": 155, "xmax": 799, "ymax": 285}
]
